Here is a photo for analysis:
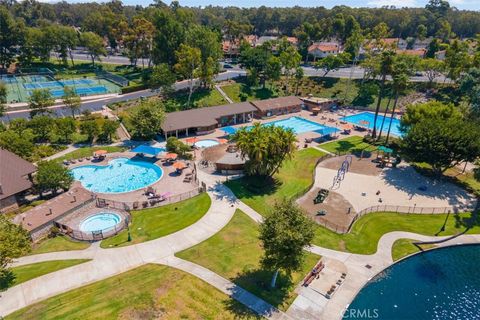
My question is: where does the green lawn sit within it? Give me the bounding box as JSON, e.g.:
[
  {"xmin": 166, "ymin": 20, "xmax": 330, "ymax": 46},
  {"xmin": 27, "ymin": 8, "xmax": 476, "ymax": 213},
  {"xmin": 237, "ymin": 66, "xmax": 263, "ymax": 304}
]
[
  {"xmin": 11, "ymin": 260, "xmax": 90, "ymax": 287},
  {"xmin": 101, "ymin": 193, "xmax": 211, "ymax": 248},
  {"xmin": 5, "ymin": 264, "xmax": 259, "ymax": 320},
  {"xmin": 221, "ymin": 82, "xmax": 279, "ymax": 102},
  {"xmin": 177, "ymin": 210, "xmax": 320, "ymax": 310},
  {"xmin": 225, "ymin": 147, "xmax": 479, "ymax": 255},
  {"xmin": 168, "ymin": 88, "xmax": 227, "ymax": 109},
  {"xmin": 225, "ymin": 148, "xmax": 326, "ymax": 216},
  {"xmin": 54, "ymin": 146, "xmax": 127, "ymax": 163},
  {"xmin": 313, "ymin": 211, "xmax": 479, "ymax": 254},
  {"xmin": 31, "ymin": 235, "xmax": 91, "ymax": 255},
  {"xmin": 319, "ymin": 136, "xmax": 377, "ymax": 155},
  {"xmin": 391, "ymin": 239, "xmax": 436, "ymax": 261}
]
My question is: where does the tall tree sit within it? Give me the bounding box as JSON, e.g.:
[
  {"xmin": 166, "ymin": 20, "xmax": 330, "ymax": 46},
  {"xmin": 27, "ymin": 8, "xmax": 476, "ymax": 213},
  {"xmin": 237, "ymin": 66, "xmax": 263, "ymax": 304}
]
[
  {"xmin": 150, "ymin": 63, "xmax": 176, "ymax": 96},
  {"xmin": 314, "ymin": 53, "xmax": 350, "ymax": 77},
  {"xmin": 35, "ymin": 160, "xmax": 74, "ymax": 196},
  {"xmin": 420, "ymin": 58, "xmax": 444, "ymax": 86},
  {"xmin": 174, "ymin": 44, "xmax": 201, "ymax": 109},
  {"xmin": 129, "ymin": 99, "xmax": 165, "ymax": 140},
  {"xmin": 0, "ymin": 215, "xmax": 31, "ymax": 291},
  {"xmin": 55, "ymin": 117, "xmax": 77, "ymax": 143},
  {"xmin": 79, "ymin": 120, "xmax": 100, "ymax": 143},
  {"xmin": 260, "ymin": 199, "xmax": 315, "ymax": 288},
  {"xmin": 235, "ymin": 123, "xmax": 297, "ymax": 179},
  {"xmin": 62, "ymin": 86, "xmax": 81, "ymax": 118},
  {"xmin": 444, "ymin": 40, "xmax": 470, "ymax": 82},
  {"xmin": 28, "ymin": 89, "xmax": 54, "ymax": 118},
  {"xmin": 279, "ymin": 45, "xmax": 301, "ymax": 94},
  {"xmin": 385, "ymin": 61, "xmax": 409, "ymax": 143},
  {"xmin": 372, "ymin": 50, "xmax": 396, "ymax": 139},
  {"xmin": 0, "ymin": 7, "xmax": 20, "ymax": 68},
  {"xmin": 0, "ymin": 81, "xmax": 6, "ymax": 118},
  {"xmin": 81, "ymin": 32, "xmax": 107, "ymax": 67}
]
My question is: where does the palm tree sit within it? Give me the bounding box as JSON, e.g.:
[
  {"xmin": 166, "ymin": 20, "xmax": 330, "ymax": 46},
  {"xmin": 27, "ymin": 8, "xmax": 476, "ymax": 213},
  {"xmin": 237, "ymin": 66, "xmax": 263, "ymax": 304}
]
[
  {"xmin": 386, "ymin": 62, "xmax": 409, "ymax": 144},
  {"xmin": 372, "ymin": 50, "xmax": 396, "ymax": 139}
]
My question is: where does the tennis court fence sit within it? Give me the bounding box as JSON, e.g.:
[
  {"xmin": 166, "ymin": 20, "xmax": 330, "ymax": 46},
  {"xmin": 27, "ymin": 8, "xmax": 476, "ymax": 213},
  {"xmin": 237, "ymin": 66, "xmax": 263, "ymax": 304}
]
[{"xmin": 97, "ymin": 70, "xmax": 129, "ymax": 87}]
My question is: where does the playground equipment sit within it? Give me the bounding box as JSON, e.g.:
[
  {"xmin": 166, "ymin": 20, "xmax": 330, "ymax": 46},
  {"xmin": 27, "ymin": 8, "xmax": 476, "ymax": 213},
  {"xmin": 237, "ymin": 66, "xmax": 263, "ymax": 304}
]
[
  {"xmin": 313, "ymin": 189, "xmax": 330, "ymax": 204},
  {"xmin": 332, "ymin": 155, "xmax": 352, "ymax": 188}
]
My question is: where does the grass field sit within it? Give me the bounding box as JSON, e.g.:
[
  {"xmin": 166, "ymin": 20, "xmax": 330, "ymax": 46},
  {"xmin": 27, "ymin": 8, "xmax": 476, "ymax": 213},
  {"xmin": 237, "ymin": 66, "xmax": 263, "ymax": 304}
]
[
  {"xmin": 391, "ymin": 239, "xmax": 436, "ymax": 261},
  {"xmin": 319, "ymin": 136, "xmax": 377, "ymax": 154},
  {"xmin": 101, "ymin": 193, "xmax": 211, "ymax": 248},
  {"xmin": 5, "ymin": 264, "xmax": 260, "ymax": 320},
  {"xmin": 11, "ymin": 260, "xmax": 90, "ymax": 286},
  {"xmin": 221, "ymin": 82, "xmax": 279, "ymax": 102},
  {"xmin": 225, "ymin": 148, "xmax": 326, "ymax": 216},
  {"xmin": 177, "ymin": 210, "xmax": 320, "ymax": 310},
  {"xmin": 31, "ymin": 235, "xmax": 91, "ymax": 255},
  {"xmin": 225, "ymin": 145, "xmax": 479, "ymax": 255},
  {"xmin": 54, "ymin": 146, "xmax": 127, "ymax": 163}
]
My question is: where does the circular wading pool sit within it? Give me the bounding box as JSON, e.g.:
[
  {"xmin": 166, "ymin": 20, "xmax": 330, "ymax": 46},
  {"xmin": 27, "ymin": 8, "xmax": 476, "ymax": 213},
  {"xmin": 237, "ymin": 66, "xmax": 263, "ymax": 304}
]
[{"xmin": 79, "ymin": 212, "xmax": 121, "ymax": 232}]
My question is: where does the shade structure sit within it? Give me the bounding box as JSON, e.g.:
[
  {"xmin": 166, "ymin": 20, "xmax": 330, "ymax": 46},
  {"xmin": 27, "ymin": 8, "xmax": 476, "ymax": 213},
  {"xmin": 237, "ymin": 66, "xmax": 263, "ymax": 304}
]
[
  {"xmin": 313, "ymin": 126, "xmax": 340, "ymax": 137},
  {"xmin": 341, "ymin": 123, "xmax": 353, "ymax": 130},
  {"xmin": 131, "ymin": 145, "xmax": 165, "ymax": 156},
  {"xmin": 378, "ymin": 146, "xmax": 393, "ymax": 153},
  {"xmin": 165, "ymin": 153, "xmax": 178, "ymax": 160},
  {"xmin": 185, "ymin": 137, "xmax": 199, "ymax": 144},
  {"xmin": 173, "ymin": 161, "xmax": 187, "ymax": 170},
  {"xmin": 217, "ymin": 138, "xmax": 228, "ymax": 144},
  {"xmin": 94, "ymin": 150, "xmax": 107, "ymax": 155},
  {"xmin": 221, "ymin": 126, "xmax": 238, "ymax": 135}
]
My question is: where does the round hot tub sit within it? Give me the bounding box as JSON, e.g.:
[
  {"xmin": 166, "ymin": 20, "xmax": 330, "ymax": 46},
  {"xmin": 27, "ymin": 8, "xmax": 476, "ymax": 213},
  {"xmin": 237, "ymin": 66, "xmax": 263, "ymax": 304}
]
[{"xmin": 79, "ymin": 212, "xmax": 121, "ymax": 233}]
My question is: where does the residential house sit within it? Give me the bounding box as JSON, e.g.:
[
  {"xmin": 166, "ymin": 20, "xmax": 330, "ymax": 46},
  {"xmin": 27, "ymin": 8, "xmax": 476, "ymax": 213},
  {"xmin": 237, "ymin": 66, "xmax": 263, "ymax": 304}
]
[{"xmin": 308, "ymin": 43, "xmax": 341, "ymax": 61}]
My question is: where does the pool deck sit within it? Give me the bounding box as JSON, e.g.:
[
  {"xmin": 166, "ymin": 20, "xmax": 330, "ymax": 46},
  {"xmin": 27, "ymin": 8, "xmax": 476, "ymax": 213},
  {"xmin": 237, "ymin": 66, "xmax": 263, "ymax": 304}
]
[{"xmin": 68, "ymin": 151, "xmax": 198, "ymax": 204}]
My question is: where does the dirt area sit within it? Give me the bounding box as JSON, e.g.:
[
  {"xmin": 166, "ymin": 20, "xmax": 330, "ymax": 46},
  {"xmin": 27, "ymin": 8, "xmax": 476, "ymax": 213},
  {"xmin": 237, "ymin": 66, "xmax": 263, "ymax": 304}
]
[
  {"xmin": 319, "ymin": 154, "xmax": 383, "ymax": 176},
  {"xmin": 298, "ymin": 187, "xmax": 356, "ymax": 231}
]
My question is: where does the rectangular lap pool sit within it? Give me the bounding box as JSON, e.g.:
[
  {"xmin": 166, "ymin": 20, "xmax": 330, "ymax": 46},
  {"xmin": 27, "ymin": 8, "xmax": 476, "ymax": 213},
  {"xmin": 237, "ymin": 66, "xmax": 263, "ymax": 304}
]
[
  {"xmin": 340, "ymin": 112, "xmax": 402, "ymax": 137},
  {"xmin": 263, "ymin": 116, "xmax": 339, "ymax": 135}
]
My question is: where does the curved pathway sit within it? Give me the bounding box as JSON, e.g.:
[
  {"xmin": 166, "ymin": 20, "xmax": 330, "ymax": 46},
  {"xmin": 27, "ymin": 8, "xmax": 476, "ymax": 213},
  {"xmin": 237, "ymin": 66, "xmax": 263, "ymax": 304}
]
[{"xmin": 2, "ymin": 169, "xmax": 479, "ymax": 320}]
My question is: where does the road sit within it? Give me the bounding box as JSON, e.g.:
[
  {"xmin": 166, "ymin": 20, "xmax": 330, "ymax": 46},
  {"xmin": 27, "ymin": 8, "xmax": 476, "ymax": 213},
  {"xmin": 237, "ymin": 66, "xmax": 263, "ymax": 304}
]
[
  {"xmin": 2, "ymin": 70, "xmax": 246, "ymax": 121},
  {"xmin": 68, "ymin": 52, "xmax": 450, "ymax": 83}
]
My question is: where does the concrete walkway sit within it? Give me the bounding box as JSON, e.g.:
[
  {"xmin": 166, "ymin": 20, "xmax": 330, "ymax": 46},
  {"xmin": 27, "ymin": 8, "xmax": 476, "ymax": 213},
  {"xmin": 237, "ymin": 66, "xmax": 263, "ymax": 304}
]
[
  {"xmin": 3, "ymin": 166, "xmax": 480, "ymax": 319},
  {"xmin": 215, "ymin": 84, "xmax": 234, "ymax": 104},
  {"xmin": 0, "ymin": 183, "xmax": 239, "ymax": 317},
  {"xmin": 160, "ymin": 256, "xmax": 291, "ymax": 320}
]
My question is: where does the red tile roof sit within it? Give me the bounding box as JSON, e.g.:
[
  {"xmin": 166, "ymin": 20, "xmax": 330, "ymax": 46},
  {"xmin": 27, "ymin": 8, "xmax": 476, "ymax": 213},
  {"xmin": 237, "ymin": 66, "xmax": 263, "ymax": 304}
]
[{"xmin": 308, "ymin": 43, "xmax": 339, "ymax": 53}]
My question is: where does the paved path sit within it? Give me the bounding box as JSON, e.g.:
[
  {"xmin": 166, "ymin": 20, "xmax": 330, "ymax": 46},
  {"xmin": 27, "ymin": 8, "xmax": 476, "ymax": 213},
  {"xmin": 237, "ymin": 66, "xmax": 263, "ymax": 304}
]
[
  {"xmin": 3, "ymin": 166, "xmax": 480, "ymax": 319},
  {"xmin": 160, "ymin": 256, "xmax": 291, "ymax": 320},
  {"xmin": 0, "ymin": 183, "xmax": 239, "ymax": 317},
  {"xmin": 215, "ymin": 84, "xmax": 234, "ymax": 104}
]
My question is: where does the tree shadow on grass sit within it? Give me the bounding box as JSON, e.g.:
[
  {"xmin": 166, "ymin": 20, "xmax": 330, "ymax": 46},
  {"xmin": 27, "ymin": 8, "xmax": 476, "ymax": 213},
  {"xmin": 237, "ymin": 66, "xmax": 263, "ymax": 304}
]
[
  {"xmin": 228, "ymin": 268, "xmax": 294, "ymax": 310},
  {"xmin": 223, "ymin": 298, "xmax": 264, "ymax": 320},
  {"xmin": 225, "ymin": 176, "xmax": 282, "ymax": 201}
]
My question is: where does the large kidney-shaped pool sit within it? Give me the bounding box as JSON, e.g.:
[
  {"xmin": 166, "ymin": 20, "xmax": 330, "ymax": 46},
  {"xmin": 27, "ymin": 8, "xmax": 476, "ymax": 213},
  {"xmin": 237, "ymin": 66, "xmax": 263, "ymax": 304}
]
[
  {"xmin": 346, "ymin": 245, "xmax": 480, "ymax": 319},
  {"xmin": 71, "ymin": 158, "xmax": 163, "ymax": 193}
]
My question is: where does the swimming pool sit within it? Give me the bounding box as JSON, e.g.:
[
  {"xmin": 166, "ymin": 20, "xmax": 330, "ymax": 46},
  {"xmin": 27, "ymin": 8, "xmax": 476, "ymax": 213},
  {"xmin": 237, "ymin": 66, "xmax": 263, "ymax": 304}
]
[
  {"xmin": 346, "ymin": 245, "xmax": 480, "ymax": 319},
  {"xmin": 340, "ymin": 112, "xmax": 402, "ymax": 137},
  {"xmin": 71, "ymin": 158, "xmax": 163, "ymax": 193},
  {"xmin": 80, "ymin": 212, "xmax": 121, "ymax": 232},
  {"xmin": 195, "ymin": 139, "xmax": 220, "ymax": 148},
  {"xmin": 264, "ymin": 116, "xmax": 339, "ymax": 135}
]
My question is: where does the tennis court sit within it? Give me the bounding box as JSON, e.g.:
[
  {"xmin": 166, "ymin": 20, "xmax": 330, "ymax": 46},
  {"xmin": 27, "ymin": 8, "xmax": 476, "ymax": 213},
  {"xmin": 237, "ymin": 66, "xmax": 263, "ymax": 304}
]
[{"xmin": 1, "ymin": 74, "xmax": 121, "ymax": 103}]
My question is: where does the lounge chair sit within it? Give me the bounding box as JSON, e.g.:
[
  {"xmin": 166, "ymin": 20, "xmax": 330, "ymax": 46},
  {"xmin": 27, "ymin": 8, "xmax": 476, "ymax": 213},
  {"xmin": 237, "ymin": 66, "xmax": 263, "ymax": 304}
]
[{"xmin": 132, "ymin": 201, "xmax": 139, "ymax": 209}]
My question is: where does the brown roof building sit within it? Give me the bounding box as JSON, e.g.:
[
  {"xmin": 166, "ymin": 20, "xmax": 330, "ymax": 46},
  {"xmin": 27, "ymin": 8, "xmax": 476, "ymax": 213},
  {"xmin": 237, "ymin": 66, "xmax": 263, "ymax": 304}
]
[
  {"xmin": 251, "ymin": 96, "xmax": 304, "ymax": 118},
  {"xmin": 161, "ymin": 102, "xmax": 257, "ymax": 138},
  {"xmin": 0, "ymin": 149, "xmax": 37, "ymax": 213}
]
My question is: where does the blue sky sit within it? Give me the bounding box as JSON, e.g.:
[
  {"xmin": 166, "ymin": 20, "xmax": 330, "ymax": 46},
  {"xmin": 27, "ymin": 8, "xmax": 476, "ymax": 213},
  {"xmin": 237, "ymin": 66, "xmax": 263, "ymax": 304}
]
[{"xmin": 113, "ymin": 0, "xmax": 480, "ymax": 10}]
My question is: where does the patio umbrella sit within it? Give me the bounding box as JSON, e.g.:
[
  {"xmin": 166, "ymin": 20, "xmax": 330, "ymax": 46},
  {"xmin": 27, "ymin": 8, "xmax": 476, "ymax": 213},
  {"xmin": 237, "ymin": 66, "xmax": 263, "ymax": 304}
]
[
  {"xmin": 341, "ymin": 124, "xmax": 353, "ymax": 130},
  {"xmin": 359, "ymin": 120, "xmax": 370, "ymax": 127},
  {"xmin": 173, "ymin": 161, "xmax": 187, "ymax": 170},
  {"xmin": 217, "ymin": 138, "xmax": 228, "ymax": 144},
  {"xmin": 94, "ymin": 150, "xmax": 108, "ymax": 156},
  {"xmin": 165, "ymin": 153, "xmax": 178, "ymax": 160},
  {"xmin": 185, "ymin": 137, "xmax": 199, "ymax": 144},
  {"xmin": 378, "ymin": 146, "xmax": 393, "ymax": 153}
]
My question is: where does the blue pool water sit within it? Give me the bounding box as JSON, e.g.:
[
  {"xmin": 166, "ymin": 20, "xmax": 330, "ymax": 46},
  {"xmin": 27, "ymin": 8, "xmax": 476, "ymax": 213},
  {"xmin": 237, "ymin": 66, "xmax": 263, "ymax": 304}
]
[
  {"xmin": 195, "ymin": 139, "xmax": 220, "ymax": 148},
  {"xmin": 264, "ymin": 116, "xmax": 339, "ymax": 135},
  {"xmin": 80, "ymin": 212, "xmax": 121, "ymax": 232},
  {"xmin": 346, "ymin": 245, "xmax": 480, "ymax": 320},
  {"xmin": 341, "ymin": 112, "xmax": 402, "ymax": 137},
  {"xmin": 71, "ymin": 158, "xmax": 163, "ymax": 193}
]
